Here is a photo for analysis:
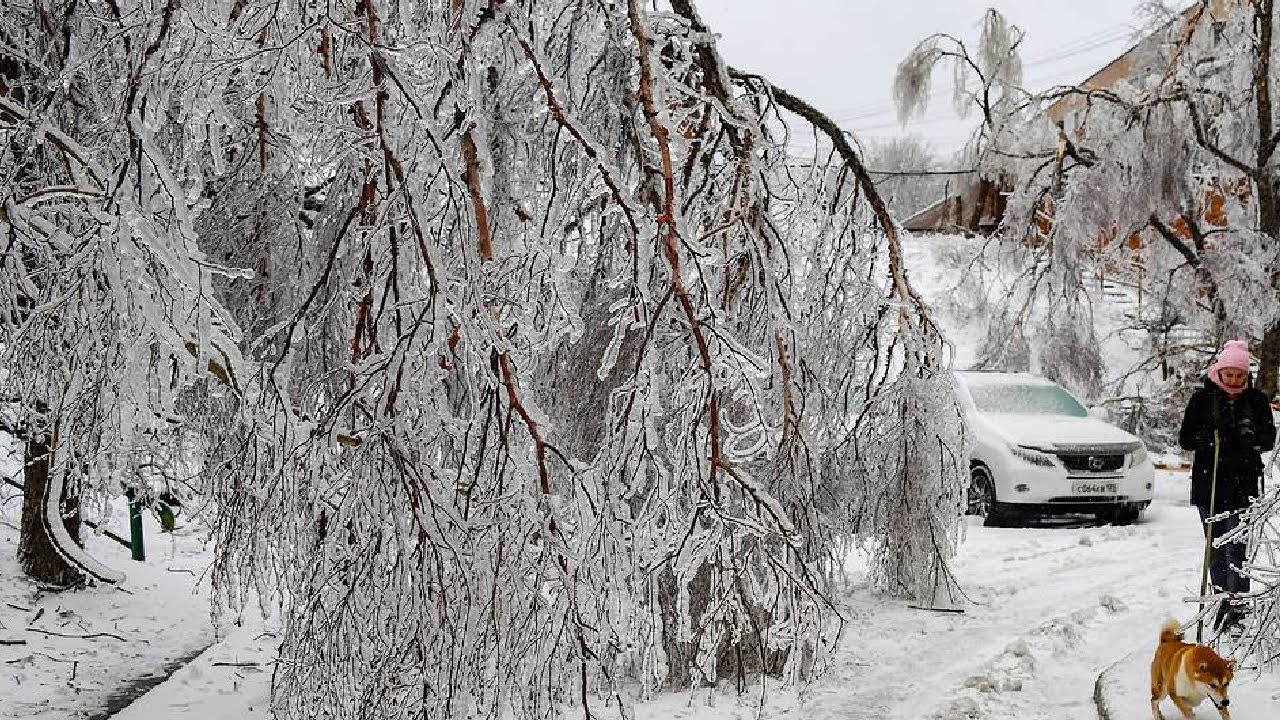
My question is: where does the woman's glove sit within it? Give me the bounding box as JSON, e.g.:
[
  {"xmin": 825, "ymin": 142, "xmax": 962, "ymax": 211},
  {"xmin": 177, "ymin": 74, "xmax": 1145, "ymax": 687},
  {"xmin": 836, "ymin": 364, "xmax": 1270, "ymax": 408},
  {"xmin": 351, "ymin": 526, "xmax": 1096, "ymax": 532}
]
[{"xmin": 1234, "ymin": 414, "xmax": 1259, "ymax": 449}]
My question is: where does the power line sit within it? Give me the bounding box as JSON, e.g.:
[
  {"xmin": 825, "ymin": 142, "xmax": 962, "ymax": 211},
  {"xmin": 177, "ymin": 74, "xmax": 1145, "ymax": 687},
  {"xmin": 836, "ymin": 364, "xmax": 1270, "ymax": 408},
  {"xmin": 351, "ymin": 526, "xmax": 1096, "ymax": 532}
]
[
  {"xmin": 780, "ymin": 154, "xmax": 979, "ymax": 175},
  {"xmin": 825, "ymin": 23, "xmax": 1131, "ymax": 118},
  {"xmin": 868, "ymin": 168, "xmax": 978, "ymax": 176},
  {"xmin": 847, "ymin": 114, "xmax": 979, "ymax": 134},
  {"xmin": 823, "ymin": 24, "xmax": 1137, "ymax": 128},
  {"xmin": 1022, "ymin": 26, "xmax": 1135, "ymax": 68}
]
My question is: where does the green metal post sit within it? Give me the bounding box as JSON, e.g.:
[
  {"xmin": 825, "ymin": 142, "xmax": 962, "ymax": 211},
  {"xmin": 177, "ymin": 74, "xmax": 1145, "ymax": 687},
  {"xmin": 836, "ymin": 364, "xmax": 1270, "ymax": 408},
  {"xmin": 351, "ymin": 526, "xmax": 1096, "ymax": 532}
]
[{"xmin": 127, "ymin": 492, "xmax": 146, "ymax": 562}]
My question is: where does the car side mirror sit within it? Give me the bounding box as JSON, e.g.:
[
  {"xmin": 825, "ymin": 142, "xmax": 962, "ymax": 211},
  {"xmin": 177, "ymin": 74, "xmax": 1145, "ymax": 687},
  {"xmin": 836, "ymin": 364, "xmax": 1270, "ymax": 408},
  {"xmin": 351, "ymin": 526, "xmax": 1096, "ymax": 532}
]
[{"xmin": 1087, "ymin": 406, "xmax": 1109, "ymax": 421}]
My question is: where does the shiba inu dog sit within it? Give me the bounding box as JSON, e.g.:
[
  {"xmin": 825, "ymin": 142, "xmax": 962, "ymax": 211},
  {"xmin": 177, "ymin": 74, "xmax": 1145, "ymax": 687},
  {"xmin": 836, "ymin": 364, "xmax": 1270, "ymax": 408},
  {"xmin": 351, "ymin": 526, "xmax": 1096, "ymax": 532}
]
[{"xmin": 1150, "ymin": 618, "xmax": 1235, "ymax": 720}]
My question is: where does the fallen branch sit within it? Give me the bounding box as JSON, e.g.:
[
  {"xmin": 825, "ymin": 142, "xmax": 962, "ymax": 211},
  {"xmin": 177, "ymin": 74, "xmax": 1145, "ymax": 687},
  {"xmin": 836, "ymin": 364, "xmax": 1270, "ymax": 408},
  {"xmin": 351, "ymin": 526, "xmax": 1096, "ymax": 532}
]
[
  {"xmin": 26, "ymin": 628, "xmax": 130, "ymax": 642},
  {"xmin": 907, "ymin": 604, "xmax": 966, "ymax": 614},
  {"xmin": 6, "ymin": 651, "xmax": 76, "ymax": 664}
]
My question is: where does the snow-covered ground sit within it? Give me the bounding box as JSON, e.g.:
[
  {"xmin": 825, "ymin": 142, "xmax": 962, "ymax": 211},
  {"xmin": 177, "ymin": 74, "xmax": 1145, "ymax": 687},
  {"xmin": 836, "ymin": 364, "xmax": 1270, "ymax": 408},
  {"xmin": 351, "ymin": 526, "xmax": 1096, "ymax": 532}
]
[
  {"xmin": 3, "ymin": 235, "xmax": 1276, "ymax": 719},
  {"xmin": 0, "ymin": 482, "xmax": 219, "ymax": 719},
  {"xmin": 56, "ymin": 469, "xmax": 1280, "ymax": 720}
]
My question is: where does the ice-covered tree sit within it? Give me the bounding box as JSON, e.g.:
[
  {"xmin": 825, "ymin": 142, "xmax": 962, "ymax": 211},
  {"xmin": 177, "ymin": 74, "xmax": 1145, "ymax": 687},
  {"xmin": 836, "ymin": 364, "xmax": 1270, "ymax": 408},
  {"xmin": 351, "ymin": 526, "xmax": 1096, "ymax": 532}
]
[
  {"xmin": 198, "ymin": 1, "xmax": 966, "ymax": 714},
  {"xmin": 995, "ymin": 2, "xmax": 1280, "ymax": 395},
  {"xmin": 894, "ymin": 8, "xmax": 1026, "ymax": 164},
  {"xmin": 5, "ymin": 0, "xmax": 967, "ymax": 716},
  {"xmin": 0, "ymin": 0, "xmax": 244, "ymax": 585},
  {"xmin": 901, "ymin": 1, "xmax": 1280, "ymax": 669},
  {"xmin": 892, "ymin": 8, "xmax": 1112, "ymax": 401}
]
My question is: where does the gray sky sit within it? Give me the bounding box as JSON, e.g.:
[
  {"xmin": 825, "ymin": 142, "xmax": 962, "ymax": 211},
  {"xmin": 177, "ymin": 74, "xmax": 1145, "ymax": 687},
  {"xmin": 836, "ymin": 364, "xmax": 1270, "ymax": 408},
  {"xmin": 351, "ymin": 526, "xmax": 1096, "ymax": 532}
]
[{"xmin": 696, "ymin": 0, "xmax": 1182, "ymax": 159}]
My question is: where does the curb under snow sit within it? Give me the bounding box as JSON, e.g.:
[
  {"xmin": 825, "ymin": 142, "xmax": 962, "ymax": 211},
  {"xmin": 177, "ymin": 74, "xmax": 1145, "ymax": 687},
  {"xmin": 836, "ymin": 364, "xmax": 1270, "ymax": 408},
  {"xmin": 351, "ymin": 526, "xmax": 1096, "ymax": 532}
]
[
  {"xmin": 1093, "ymin": 648, "xmax": 1280, "ymax": 720},
  {"xmin": 1092, "ymin": 653, "xmax": 1128, "ymax": 720}
]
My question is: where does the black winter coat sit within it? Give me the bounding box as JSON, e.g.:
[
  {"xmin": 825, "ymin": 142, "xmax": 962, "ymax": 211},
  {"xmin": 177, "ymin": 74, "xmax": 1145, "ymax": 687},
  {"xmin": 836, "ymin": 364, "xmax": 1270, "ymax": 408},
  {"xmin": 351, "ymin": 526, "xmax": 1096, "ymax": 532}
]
[{"xmin": 1178, "ymin": 378, "xmax": 1276, "ymax": 510}]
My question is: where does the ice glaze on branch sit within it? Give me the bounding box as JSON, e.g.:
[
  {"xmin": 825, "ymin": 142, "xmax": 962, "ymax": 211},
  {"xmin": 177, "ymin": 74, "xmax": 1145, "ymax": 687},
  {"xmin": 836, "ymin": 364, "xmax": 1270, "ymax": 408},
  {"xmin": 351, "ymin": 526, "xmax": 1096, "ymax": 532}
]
[
  {"xmin": 726, "ymin": 68, "xmax": 937, "ymax": 339},
  {"xmin": 627, "ymin": 0, "xmax": 724, "ymax": 489}
]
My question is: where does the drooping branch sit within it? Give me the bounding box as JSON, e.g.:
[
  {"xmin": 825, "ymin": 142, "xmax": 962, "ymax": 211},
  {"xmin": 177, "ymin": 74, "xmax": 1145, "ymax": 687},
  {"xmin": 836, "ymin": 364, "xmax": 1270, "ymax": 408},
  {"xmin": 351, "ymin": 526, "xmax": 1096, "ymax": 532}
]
[
  {"xmin": 727, "ymin": 68, "xmax": 938, "ymax": 338},
  {"xmin": 505, "ymin": 13, "xmax": 641, "ymax": 235},
  {"xmin": 1148, "ymin": 214, "xmax": 1227, "ymax": 335},
  {"xmin": 461, "ymin": 129, "xmax": 493, "ymax": 262},
  {"xmin": 668, "ymin": 0, "xmax": 749, "ymax": 128},
  {"xmin": 1148, "ymin": 214, "xmax": 1201, "ymax": 267},
  {"xmin": 627, "ymin": 0, "xmax": 724, "ymax": 489}
]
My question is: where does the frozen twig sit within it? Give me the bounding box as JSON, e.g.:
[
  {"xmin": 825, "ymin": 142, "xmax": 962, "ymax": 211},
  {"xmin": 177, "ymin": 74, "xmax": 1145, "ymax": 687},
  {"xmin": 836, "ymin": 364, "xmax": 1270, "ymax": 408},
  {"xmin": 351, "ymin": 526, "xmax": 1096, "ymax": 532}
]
[{"xmin": 26, "ymin": 628, "xmax": 131, "ymax": 642}]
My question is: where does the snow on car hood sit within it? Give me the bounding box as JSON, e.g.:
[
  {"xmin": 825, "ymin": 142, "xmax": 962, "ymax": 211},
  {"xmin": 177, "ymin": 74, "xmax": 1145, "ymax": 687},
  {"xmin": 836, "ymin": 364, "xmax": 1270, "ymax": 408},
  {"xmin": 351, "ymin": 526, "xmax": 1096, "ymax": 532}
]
[{"xmin": 977, "ymin": 413, "xmax": 1139, "ymax": 450}]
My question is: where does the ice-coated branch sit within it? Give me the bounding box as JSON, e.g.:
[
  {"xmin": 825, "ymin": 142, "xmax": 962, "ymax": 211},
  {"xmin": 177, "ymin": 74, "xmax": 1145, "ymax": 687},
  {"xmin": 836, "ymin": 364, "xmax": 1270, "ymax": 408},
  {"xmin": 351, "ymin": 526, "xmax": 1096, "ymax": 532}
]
[
  {"xmin": 730, "ymin": 68, "xmax": 937, "ymax": 338},
  {"xmin": 1184, "ymin": 96, "xmax": 1256, "ymax": 179},
  {"xmin": 0, "ymin": 0, "xmax": 968, "ymax": 716}
]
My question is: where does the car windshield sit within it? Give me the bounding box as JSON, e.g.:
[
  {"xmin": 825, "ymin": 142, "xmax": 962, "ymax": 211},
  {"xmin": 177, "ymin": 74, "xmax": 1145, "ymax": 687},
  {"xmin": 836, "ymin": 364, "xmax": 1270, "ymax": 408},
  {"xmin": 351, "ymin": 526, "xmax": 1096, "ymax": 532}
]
[{"xmin": 966, "ymin": 383, "xmax": 1088, "ymax": 417}]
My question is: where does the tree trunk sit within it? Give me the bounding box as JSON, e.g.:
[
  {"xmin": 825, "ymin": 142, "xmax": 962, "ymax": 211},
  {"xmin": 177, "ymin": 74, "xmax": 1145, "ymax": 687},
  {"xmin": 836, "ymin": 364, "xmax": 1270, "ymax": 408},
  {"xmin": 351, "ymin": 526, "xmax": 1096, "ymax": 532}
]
[
  {"xmin": 1253, "ymin": 185, "xmax": 1279, "ymax": 399},
  {"xmin": 1253, "ymin": 0, "xmax": 1279, "ymax": 400},
  {"xmin": 656, "ymin": 563, "xmax": 711, "ymax": 689},
  {"xmin": 1258, "ymin": 322, "xmax": 1280, "ymax": 399},
  {"xmin": 17, "ymin": 431, "xmax": 84, "ymax": 586},
  {"xmin": 655, "ymin": 558, "xmax": 790, "ymax": 691}
]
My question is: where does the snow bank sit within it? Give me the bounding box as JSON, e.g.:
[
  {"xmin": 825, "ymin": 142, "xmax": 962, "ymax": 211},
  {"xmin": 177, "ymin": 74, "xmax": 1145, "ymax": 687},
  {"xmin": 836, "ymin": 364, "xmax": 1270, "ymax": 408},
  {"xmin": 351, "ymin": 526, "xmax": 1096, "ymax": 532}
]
[{"xmin": 1096, "ymin": 649, "xmax": 1280, "ymax": 720}]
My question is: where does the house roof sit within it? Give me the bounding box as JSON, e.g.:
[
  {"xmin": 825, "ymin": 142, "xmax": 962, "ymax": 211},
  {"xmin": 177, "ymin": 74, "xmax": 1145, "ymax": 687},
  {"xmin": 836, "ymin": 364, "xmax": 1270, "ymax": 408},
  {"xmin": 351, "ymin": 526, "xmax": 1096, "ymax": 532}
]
[
  {"xmin": 900, "ymin": 175, "xmax": 991, "ymax": 233},
  {"xmin": 1045, "ymin": 0, "xmax": 1240, "ymax": 125},
  {"xmin": 901, "ymin": 194, "xmax": 960, "ymax": 232}
]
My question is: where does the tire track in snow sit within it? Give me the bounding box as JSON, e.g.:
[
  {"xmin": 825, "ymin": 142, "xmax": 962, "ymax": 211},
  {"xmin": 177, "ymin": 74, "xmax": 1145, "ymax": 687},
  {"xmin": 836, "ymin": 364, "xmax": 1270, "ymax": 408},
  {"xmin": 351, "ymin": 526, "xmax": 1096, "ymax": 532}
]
[
  {"xmin": 804, "ymin": 501, "xmax": 1204, "ymax": 720},
  {"xmin": 921, "ymin": 506, "xmax": 1207, "ymax": 720}
]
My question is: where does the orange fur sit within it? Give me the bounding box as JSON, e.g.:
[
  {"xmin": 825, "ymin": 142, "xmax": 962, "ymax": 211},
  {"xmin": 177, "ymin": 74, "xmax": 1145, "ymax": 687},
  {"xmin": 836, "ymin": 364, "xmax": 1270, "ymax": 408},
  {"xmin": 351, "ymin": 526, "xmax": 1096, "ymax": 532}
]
[{"xmin": 1150, "ymin": 618, "xmax": 1236, "ymax": 720}]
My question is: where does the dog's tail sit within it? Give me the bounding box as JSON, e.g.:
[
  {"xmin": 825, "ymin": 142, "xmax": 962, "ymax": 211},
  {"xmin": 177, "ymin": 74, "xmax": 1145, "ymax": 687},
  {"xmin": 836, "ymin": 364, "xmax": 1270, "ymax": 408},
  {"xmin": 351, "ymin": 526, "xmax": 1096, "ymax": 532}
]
[{"xmin": 1159, "ymin": 618, "xmax": 1183, "ymax": 644}]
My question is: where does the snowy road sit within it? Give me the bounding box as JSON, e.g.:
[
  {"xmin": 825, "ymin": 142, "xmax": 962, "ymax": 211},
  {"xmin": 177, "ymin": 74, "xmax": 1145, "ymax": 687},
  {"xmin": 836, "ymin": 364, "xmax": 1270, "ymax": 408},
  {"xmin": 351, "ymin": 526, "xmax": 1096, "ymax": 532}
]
[
  {"xmin": 805, "ymin": 469, "xmax": 1280, "ymax": 720},
  {"xmin": 636, "ymin": 468, "xmax": 1275, "ymax": 720}
]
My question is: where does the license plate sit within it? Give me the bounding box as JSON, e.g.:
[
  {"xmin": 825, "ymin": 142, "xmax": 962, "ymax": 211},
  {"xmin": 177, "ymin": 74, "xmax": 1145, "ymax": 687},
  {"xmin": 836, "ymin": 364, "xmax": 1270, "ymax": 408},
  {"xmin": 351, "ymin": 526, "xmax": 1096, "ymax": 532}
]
[{"xmin": 1072, "ymin": 481, "xmax": 1117, "ymax": 494}]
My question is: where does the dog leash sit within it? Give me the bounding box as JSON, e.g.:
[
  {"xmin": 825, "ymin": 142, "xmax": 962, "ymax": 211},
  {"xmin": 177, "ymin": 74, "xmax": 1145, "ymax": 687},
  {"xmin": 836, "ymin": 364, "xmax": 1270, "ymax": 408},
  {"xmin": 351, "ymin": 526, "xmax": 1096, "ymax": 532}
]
[{"xmin": 1195, "ymin": 430, "xmax": 1221, "ymax": 644}]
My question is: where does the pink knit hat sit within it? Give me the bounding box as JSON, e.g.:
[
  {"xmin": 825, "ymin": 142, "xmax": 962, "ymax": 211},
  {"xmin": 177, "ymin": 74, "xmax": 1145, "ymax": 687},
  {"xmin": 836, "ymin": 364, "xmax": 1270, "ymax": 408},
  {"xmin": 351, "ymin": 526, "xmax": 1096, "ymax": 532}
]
[{"xmin": 1208, "ymin": 339, "xmax": 1251, "ymax": 395}]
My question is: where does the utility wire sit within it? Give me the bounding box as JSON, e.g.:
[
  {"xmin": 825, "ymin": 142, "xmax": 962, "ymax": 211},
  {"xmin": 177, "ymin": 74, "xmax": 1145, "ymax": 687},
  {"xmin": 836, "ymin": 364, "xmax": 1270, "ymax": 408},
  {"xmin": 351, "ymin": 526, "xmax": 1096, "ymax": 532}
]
[
  {"xmin": 868, "ymin": 168, "xmax": 978, "ymax": 176},
  {"xmin": 822, "ymin": 22, "xmax": 1133, "ymax": 119},
  {"xmin": 781, "ymin": 153, "xmax": 979, "ymax": 175},
  {"xmin": 825, "ymin": 24, "xmax": 1137, "ymax": 127}
]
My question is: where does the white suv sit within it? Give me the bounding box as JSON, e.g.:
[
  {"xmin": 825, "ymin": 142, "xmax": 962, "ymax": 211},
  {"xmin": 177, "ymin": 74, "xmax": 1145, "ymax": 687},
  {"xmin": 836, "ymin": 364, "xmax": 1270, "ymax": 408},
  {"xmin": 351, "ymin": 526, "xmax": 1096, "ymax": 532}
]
[{"xmin": 953, "ymin": 371, "xmax": 1154, "ymax": 526}]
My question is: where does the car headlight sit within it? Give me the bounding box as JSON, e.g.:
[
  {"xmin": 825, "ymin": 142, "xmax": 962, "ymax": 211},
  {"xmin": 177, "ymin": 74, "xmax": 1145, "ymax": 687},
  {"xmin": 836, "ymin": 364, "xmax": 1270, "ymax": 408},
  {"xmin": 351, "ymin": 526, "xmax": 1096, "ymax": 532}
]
[
  {"xmin": 1009, "ymin": 444, "xmax": 1057, "ymax": 468},
  {"xmin": 1128, "ymin": 444, "xmax": 1149, "ymax": 468}
]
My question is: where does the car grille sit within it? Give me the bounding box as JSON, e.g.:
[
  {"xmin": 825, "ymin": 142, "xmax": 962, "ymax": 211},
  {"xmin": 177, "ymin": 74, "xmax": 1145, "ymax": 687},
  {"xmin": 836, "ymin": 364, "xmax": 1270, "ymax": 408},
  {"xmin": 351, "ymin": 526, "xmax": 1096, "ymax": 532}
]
[
  {"xmin": 1046, "ymin": 495, "xmax": 1127, "ymax": 504},
  {"xmin": 1052, "ymin": 442, "xmax": 1141, "ymax": 454},
  {"xmin": 1055, "ymin": 453, "xmax": 1126, "ymax": 473}
]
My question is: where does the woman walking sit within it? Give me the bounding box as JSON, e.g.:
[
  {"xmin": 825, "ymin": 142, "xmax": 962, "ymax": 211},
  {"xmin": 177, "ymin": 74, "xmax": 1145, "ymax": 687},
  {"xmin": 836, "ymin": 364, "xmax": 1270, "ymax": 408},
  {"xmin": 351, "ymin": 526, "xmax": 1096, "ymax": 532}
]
[{"xmin": 1178, "ymin": 340, "xmax": 1276, "ymax": 632}]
